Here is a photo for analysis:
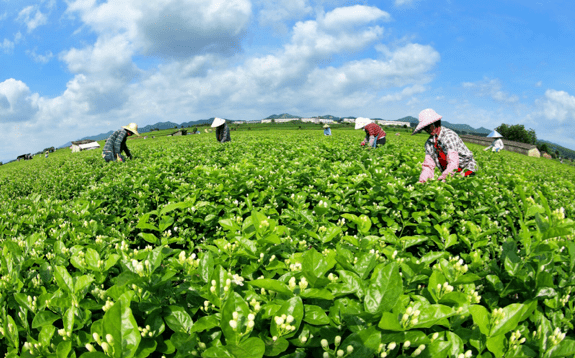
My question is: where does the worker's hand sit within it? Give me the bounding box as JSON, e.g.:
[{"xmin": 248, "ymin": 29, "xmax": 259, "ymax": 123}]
[
  {"xmin": 117, "ymin": 155, "xmax": 123, "ymax": 162},
  {"xmin": 360, "ymin": 141, "xmax": 365, "ymax": 146},
  {"xmin": 483, "ymin": 147, "xmax": 490, "ymax": 151}
]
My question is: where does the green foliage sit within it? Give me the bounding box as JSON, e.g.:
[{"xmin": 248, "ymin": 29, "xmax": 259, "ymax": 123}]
[
  {"xmin": 0, "ymin": 130, "xmax": 574, "ymax": 357},
  {"xmin": 496, "ymin": 123, "xmax": 537, "ymax": 145}
]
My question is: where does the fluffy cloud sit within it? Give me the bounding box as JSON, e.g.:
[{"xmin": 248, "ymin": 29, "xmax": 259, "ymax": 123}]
[
  {"xmin": 538, "ymin": 89, "xmax": 575, "ymax": 123},
  {"xmin": 17, "ymin": 5, "xmax": 49, "ymax": 32},
  {"xmin": 462, "ymin": 77, "xmax": 519, "ymax": 104},
  {"xmin": 66, "ymin": 0, "xmax": 252, "ymax": 58},
  {"xmin": 0, "ymin": 79, "xmax": 40, "ymax": 122},
  {"xmin": 26, "ymin": 48, "xmax": 54, "ymax": 63},
  {"xmin": 257, "ymin": 0, "xmax": 312, "ymax": 33}
]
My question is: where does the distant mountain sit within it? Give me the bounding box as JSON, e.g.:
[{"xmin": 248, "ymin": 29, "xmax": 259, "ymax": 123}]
[
  {"xmin": 265, "ymin": 113, "xmax": 300, "ymax": 120},
  {"xmin": 56, "ymin": 115, "xmax": 573, "ymax": 157},
  {"xmin": 538, "ymin": 139, "xmax": 575, "ymax": 159}
]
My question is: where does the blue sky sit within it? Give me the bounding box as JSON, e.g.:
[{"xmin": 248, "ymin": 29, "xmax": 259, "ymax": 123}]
[{"xmin": 1, "ymin": 0, "xmax": 574, "ymax": 163}]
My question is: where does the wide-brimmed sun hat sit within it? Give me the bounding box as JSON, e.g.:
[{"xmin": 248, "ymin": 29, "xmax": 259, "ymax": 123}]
[
  {"xmin": 354, "ymin": 117, "xmax": 372, "ymax": 130},
  {"xmin": 211, "ymin": 117, "xmax": 225, "ymax": 128},
  {"xmin": 122, "ymin": 123, "xmax": 140, "ymax": 136},
  {"xmin": 487, "ymin": 130, "xmax": 503, "ymax": 138},
  {"xmin": 412, "ymin": 109, "xmax": 442, "ymax": 135},
  {"xmin": 323, "ymin": 124, "xmax": 330, "ymax": 128}
]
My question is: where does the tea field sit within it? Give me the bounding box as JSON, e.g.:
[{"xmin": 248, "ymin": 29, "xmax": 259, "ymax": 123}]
[{"xmin": 0, "ymin": 130, "xmax": 574, "ymax": 358}]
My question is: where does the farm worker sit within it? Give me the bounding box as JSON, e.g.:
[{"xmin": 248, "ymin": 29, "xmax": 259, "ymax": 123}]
[
  {"xmin": 413, "ymin": 109, "xmax": 478, "ymax": 182},
  {"xmin": 44, "ymin": 151, "xmax": 48, "ymax": 158},
  {"xmin": 355, "ymin": 117, "xmax": 386, "ymax": 148},
  {"xmin": 212, "ymin": 117, "xmax": 231, "ymax": 143},
  {"xmin": 323, "ymin": 124, "xmax": 332, "ymax": 136},
  {"xmin": 102, "ymin": 123, "xmax": 140, "ymax": 162},
  {"xmin": 484, "ymin": 130, "xmax": 504, "ymax": 152}
]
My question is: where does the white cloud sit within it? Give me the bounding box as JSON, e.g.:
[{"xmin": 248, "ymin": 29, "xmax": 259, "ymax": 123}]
[
  {"xmin": 26, "ymin": 48, "xmax": 54, "ymax": 63},
  {"xmin": 66, "ymin": 0, "xmax": 252, "ymax": 58},
  {"xmin": 59, "ymin": 35, "xmax": 139, "ymax": 114},
  {"xmin": 0, "ymin": 79, "xmax": 40, "ymax": 122},
  {"xmin": 536, "ymin": 81, "xmax": 542, "ymax": 87},
  {"xmin": 462, "ymin": 77, "xmax": 519, "ymax": 104},
  {"xmin": 17, "ymin": 5, "xmax": 49, "ymax": 32},
  {"xmin": 257, "ymin": 0, "xmax": 312, "ymax": 33},
  {"xmin": 0, "ymin": 32, "xmax": 22, "ymax": 54},
  {"xmin": 0, "ymin": 38, "xmax": 14, "ymax": 54},
  {"xmin": 395, "ymin": 0, "xmax": 417, "ymax": 6},
  {"xmin": 538, "ymin": 89, "xmax": 575, "ymax": 123}
]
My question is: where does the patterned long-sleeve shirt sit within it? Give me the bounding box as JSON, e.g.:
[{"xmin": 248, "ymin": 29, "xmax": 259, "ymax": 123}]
[
  {"xmin": 419, "ymin": 127, "xmax": 478, "ymax": 182},
  {"xmin": 215, "ymin": 123, "xmax": 231, "ymax": 143},
  {"xmin": 103, "ymin": 129, "xmax": 132, "ymax": 159},
  {"xmin": 362, "ymin": 123, "xmax": 386, "ymax": 146}
]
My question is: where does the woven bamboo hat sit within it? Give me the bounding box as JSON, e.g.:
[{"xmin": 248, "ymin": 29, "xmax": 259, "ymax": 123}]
[
  {"xmin": 122, "ymin": 123, "xmax": 140, "ymax": 136},
  {"xmin": 412, "ymin": 109, "xmax": 441, "ymax": 135},
  {"xmin": 211, "ymin": 117, "xmax": 225, "ymax": 127}
]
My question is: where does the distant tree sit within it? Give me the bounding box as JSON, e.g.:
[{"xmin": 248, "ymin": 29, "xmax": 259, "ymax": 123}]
[
  {"xmin": 403, "ymin": 124, "xmax": 408, "ymax": 128},
  {"xmin": 555, "ymin": 150, "xmax": 560, "ymax": 157},
  {"xmin": 271, "ymin": 119, "xmax": 275, "ymax": 123},
  {"xmin": 538, "ymin": 143, "xmax": 550, "ymax": 154},
  {"xmin": 174, "ymin": 125, "xmax": 178, "ymax": 129},
  {"xmin": 496, "ymin": 124, "xmax": 537, "ymax": 145}
]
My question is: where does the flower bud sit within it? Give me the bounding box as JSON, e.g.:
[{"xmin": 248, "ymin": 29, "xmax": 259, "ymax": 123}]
[{"xmin": 321, "ymin": 339, "xmax": 329, "ymax": 348}]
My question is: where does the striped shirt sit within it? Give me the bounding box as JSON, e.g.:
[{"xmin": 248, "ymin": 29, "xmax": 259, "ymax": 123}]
[
  {"xmin": 103, "ymin": 129, "xmax": 132, "ymax": 159},
  {"xmin": 424, "ymin": 127, "xmax": 478, "ymax": 172}
]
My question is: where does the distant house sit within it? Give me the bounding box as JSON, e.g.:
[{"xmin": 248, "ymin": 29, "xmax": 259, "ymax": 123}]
[
  {"xmin": 169, "ymin": 129, "xmax": 187, "ymax": 136},
  {"xmin": 459, "ymin": 135, "xmax": 540, "ymax": 157},
  {"xmin": 377, "ymin": 120, "xmax": 411, "ymax": 127},
  {"xmin": 542, "ymin": 152, "xmax": 552, "ymax": 159},
  {"xmin": 71, "ymin": 140, "xmax": 100, "ymax": 153}
]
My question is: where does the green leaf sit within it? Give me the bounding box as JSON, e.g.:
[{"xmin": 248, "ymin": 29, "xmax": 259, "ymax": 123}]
[
  {"xmin": 54, "ymin": 265, "xmax": 74, "ymax": 293},
  {"xmin": 300, "ymin": 288, "xmax": 334, "ymax": 300},
  {"xmin": 164, "ymin": 306, "xmax": 194, "ymax": 334},
  {"xmin": 340, "ymin": 327, "xmax": 382, "ymax": 358},
  {"xmin": 57, "ymin": 341, "xmax": 72, "ymax": 358},
  {"xmin": 489, "ymin": 301, "xmax": 536, "ymax": 337},
  {"xmin": 221, "ymin": 292, "xmax": 251, "ymax": 345},
  {"xmin": 249, "ymin": 279, "xmax": 293, "ymax": 296},
  {"xmin": 378, "ymin": 312, "xmax": 404, "ymax": 331},
  {"xmin": 303, "ymin": 305, "xmax": 330, "ymax": 325},
  {"xmin": 190, "ymin": 315, "xmax": 220, "ymax": 333},
  {"xmin": 75, "ymin": 275, "xmax": 94, "ymax": 294},
  {"xmin": 469, "ymin": 305, "xmax": 491, "ymax": 336},
  {"xmin": 271, "ymin": 296, "xmax": 304, "ymax": 339},
  {"xmin": 160, "ymin": 201, "xmax": 189, "ymax": 216},
  {"xmin": 321, "ymin": 226, "xmax": 341, "ymax": 243},
  {"xmin": 364, "ymin": 263, "xmax": 403, "ymax": 315},
  {"xmin": 6, "ymin": 315, "xmax": 19, "ymax": 349},
  {"xmin": 264, "ymin": 337, "xmax": 289, "ymax": 357},
  {"xmin": 103, "ymin": 291, "xmax": 141, "ymax": 358},
  {"xmin": 203, "ymin": 347, "xmax": 234, "ymax": 358},
  {"xmin": 138, "ymin": 233, "xmax": 158, "ymax": 244},
  {"xmin": 226, "ymin": 337, "xmax": 266, "ymax": 358},
  {"xmin": 452, "ymin": 273, "xmax": 481, "ymax": 285},
  {"xmin": 301, "ymin": 248, "xmax": 335, "ymax": 286},
  {"xmin": 86, "ymin": 248, "xmax": 101, "ymax": 270},
  {"xmin": 32, "ymin": 310, "xmax": 61, "ymax": 329},
  {"xmin": 411, "ymin": 304, "xmax": 454, "ymax": 329},
  {"xmin": 39, "ymin": 325, "xmax": 56, "ymax": 347},
  {"xmin": 550, "ymin": 338, "xmax": 575, "ymax": 357},
  {"xmin": 134, "ymin": 338, "xmax": 157, "ymax": 358},
  {"xmin": 486, "ymin": 334, "xmax": 506, "ymax": 358}
]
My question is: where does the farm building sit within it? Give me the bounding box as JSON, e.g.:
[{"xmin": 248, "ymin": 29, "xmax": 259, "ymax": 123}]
[
  {"xmin": 459, "ymin": 134, "xmax": 540, "ymax": 157},
  {"xmin": 542, "ymin": 152, "xmax": 553, "ymax": 159},
  {"xmin": 169, "ymin": 129, "xmax": 187, "ymax": 136},
  {"xmin": 377, "ymin": 120, "xmax": 411, "ymax": 127},
  {"xmin": 71, "ymin": 140, "xmax": 100, "ymax": 153}
]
